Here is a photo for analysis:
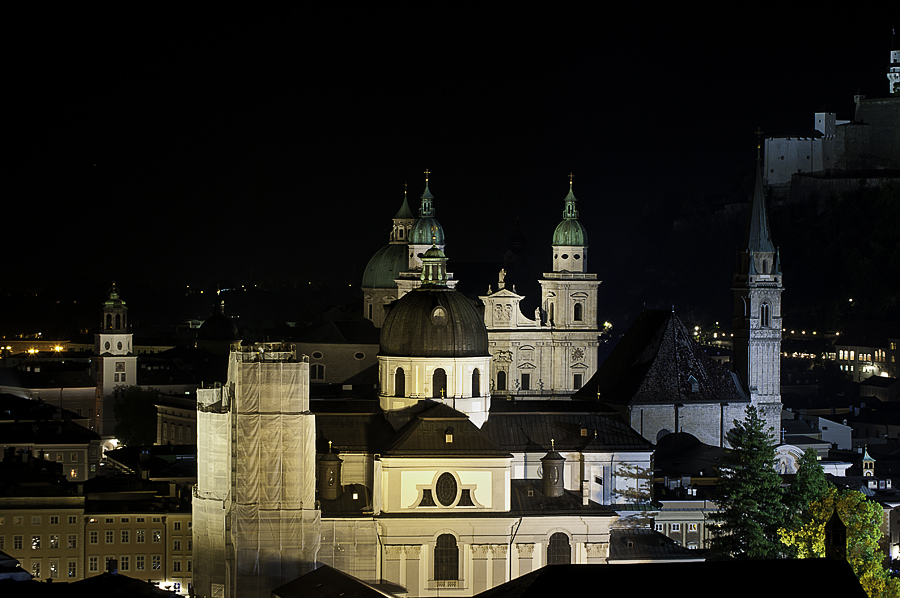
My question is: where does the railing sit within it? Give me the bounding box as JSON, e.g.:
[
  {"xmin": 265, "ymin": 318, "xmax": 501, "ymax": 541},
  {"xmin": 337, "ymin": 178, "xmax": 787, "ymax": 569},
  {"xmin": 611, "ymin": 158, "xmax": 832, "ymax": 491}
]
[{"xmin": 428, "ymin": 580, "xmax": 461, "ymax": 589}]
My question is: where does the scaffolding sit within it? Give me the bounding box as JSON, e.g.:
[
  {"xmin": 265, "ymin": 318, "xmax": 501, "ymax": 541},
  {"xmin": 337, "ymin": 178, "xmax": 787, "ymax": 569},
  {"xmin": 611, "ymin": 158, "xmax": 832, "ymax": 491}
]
[{"xmin": 194, "ymin": 344, "xmax": 320, "ymax": 598}]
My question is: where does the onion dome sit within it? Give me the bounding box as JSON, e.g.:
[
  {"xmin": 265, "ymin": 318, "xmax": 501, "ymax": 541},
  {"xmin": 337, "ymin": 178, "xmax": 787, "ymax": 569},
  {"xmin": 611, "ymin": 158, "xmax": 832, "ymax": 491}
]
[
  {"xmin": 362, "ymin": 244, "xmax": 408, "ymax": 289},
  {"xmin": 380, "ymin": 290, "xmax": 488, "ymax": 358},
  {"xmin": 552, "ymin": 176, "xmax": 588, "ymax": 246}
]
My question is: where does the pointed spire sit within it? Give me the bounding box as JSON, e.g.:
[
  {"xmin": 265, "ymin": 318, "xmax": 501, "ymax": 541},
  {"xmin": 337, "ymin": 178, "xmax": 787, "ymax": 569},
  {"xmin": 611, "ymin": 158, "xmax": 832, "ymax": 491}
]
[
  {"xmin": 746, "ymin": 162, "xmax": 775, "ymax": 253},
  {"xmin": 419, "ymin": 168, "xmax": 435, "ymax": 217},
  {"xmin": 393, "ymin": 182, "xmax": 415, "ymax": 219},
  {"xmin": 562, "ymin": 172, "xmax": 579, "ymax": 219}
]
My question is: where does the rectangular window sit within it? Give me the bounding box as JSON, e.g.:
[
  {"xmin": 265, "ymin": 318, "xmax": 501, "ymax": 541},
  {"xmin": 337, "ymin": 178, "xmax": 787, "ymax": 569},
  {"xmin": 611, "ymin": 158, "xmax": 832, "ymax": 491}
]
[
  {"xmin": 152, "ymin": 555, "xmax": 161, "ymax": 570},
  {"xmin": 68, "ymin": 535, "xmax": 77, "ymax": 549},
  {"xmin": 121, "ymin": 530, "xmax": 130, "ymax": 544},
  {"xmin": 0, "ymin": 536, "xmax": 4, "ymax": 550},
  {"xmin": 187, "ymin": 539, "xmax": 192, "ymax": 551},
  {"xmin": 152, "ymin": 530, "xmax": 161, "ymax": 543},
  {"xmin": 688, "ymin": 523, "xmax": 698, "ymax": 532},
  {"xmin": 521, "ymin": 373, "xmax": 531, "ymax": 391},
  {"xmin": 136, "ymin": 518, "xmax": 145, "ymax": 524},
  {"xmin": 49, "ymin": 534, "xmax": 59, "ymax": 549},
  {"xmin": 174, "ymin": 521, "xmax": 181, "ymax": 531},
  {"xmin": 89, "ymin": 556, "xmax": 99, "ymax": 572},
  {"xmin": 56, "ymin": 453, "xmax": 63, "ymax": 462},
  {"xmin": 105, "ymin": 530, "xmax": 114, "ymax": 544},
  {"xmin": 90, "ymin": 531, "xmax": 98, "ymax": 544},
  {"xmin": 70, "ymin": 453, "xmax": 78, "ymax": 462},
  {"xmin": 174, "ymin": 539, "xmax": 181, "ymax": 551},
  {"xmin": 120, "ymin": 555, "xmax": 130, "ymax": 571},
  {"xmin": 31, "ymin": 535, "xmax": 41, "ymax": 550},
  {"xmin": 136, "ymin": 530, "xmax": 145, "ymax": 544},
  {"xmin": 121, "ymin": 518, "xmax": 129, "ymax": 524},
  {"xmin": 187, "ymin": 559, "xmax": 192, "ymax": 572},
  {"xmin": 31, "ymin": 561, "xmax": 40, "ymax": 578},
  {"xmin": 50, "ymin": 516, "xmax": 59, "ymax": 525},
  {"xmin": 105, "ymin": 518, "xmax": 114, "ymax": 524},
  {"xmin": 573, "ymin": 373, "xmax": 583, "ymax": 389},
  {"xmin": 136, "ymin": 555, "xmax": 145, "ymax": 571},
  {"xmin": 654, "ymin": 523, "xmax": 663, "ymax": 532},
  {"xmin": 671, "ymin": 523, "xmax": 681, "ymax": 532},
  {"xmin": 49, "ymin": 560, "xmax": 59, "ymax": 578},
  {"xmin": 14, "ymin": 536, "xmax": 23, "ymax": 550},
  {"xmin": 152, "ymin": 518, "xmax": 161, "ymax": 523},
  {"xmin": 14, "ymin": 516, "xmax": 23, "ymax": 525},
  {"xmin": 68, "ymin": 561, "xmax": 76, "ymax": 578},
  {"xmin": 32, "ymin": 516, "xmax": 42, "ymax": 525},
  {"xmin": 173, "ymin": 560, "xmax": 182, "ymax": 572}
]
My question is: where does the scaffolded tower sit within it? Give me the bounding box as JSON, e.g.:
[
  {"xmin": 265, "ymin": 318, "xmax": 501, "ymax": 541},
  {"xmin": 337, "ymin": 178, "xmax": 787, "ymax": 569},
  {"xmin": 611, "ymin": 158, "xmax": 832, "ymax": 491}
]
[{"xmin": 193, "ymin": 343, "xmax": 320, "ymax": 598}]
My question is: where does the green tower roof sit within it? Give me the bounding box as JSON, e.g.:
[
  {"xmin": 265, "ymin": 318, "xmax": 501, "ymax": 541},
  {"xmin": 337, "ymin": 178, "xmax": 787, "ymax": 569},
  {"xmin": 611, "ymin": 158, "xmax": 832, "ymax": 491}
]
[{"xmin": 552, "ymin": 180, "xmax": 588, "ymax": 246}]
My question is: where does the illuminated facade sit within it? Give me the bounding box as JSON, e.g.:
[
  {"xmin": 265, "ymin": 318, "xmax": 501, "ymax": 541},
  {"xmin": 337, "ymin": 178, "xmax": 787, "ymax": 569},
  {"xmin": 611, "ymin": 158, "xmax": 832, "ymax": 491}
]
[{"xmin": 94, "ymin": 283, "xmax": 137, "ymax": 438}]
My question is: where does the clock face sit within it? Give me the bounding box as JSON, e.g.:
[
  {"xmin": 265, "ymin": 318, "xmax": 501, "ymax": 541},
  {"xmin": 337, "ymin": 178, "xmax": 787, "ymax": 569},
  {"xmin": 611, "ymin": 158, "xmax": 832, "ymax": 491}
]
[{"xmin": 571, "ymin": 348, "xmax": 584, "ymax": 361}]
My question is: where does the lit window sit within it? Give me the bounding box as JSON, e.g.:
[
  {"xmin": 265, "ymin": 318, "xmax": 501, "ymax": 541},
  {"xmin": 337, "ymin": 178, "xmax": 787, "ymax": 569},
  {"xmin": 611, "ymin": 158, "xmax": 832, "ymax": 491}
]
[
  {"xmin": 68, "ymin": 561, "xmax": 76, "ymax": 578},
  {"xmin": 688, "ymin": 523, "xmax": 698, "ymax": 532},
  {"xmin": 31, "ymin": 535, "xmax": 41, "ymax": 549},
  {"xmin": 153, "ymin": 530, "xmax": 161, "ymax": 543},
  {"xmin": 50, "ymin": 534, "xmax": 59, "ymax": 549},
  {"xmin": 68, "ymin": 535, "xmax": 77, "ymax": 549},
  {"xmin": 152, "ymin": 555, "xmax": 161, "ymax": 570}
]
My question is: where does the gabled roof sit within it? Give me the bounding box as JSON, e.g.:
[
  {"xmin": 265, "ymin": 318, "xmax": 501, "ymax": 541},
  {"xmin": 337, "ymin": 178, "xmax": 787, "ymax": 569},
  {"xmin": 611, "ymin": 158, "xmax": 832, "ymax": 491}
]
[
  {"xmin": 381, "ymin": 402, "xmax": 510, "ymax": 458},
  {"xmin": 574, "ymin": 310, "xmax": 745, "ymax": 406}
]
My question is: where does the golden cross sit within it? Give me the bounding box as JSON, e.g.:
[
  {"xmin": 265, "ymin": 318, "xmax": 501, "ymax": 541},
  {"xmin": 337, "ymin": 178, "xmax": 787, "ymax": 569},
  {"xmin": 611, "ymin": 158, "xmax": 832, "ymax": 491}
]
[
  {"xmin": 568, "ymin": 172, "xmax": 574, "ymax": 185},
  {"xmin": 440, "ymin": 388, "xmax": 445, "ymax": 397},
  {"xmin": 424, "ymin": 168, "xmax": 430, "ymax": 183}
]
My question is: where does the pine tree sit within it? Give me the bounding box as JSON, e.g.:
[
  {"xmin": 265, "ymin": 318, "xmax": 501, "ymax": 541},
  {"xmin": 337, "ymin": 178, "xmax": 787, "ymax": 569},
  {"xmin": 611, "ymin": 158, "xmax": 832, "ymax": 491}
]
[
  {"xmin": 786, "ymin": 448, "xmax": 832, "ymax": 519},
  {"xmin": 709, "ymin": 405, "xmax": 788, "ymax": 559}
]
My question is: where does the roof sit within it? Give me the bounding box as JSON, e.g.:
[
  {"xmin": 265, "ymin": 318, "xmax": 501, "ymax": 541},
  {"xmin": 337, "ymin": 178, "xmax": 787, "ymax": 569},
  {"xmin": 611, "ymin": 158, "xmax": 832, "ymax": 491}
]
[
  {"xmin": 380, "ymin": 289, "xmax": 488, "ymax": 358},
  {"xmin": 472, "ymin": 559, "xmax": 867, "ymax": 598},
  {"xmin": 361, "ymin": 243, "xmax": 408, "ymax": 289},
  {"xmin": 481, "ymin": 405, "xmax": 653, "ymax": 453},
  {"xmin": 552, "ymin": 184, "xmax": 587, "ymax": 246},
  {"xmin": 381, "ymin": 402, "xmax": 510, "ymax": 458},
  {"xmin": 295, "ymin": 320, "xmax": 381, "ymax": 345},
  {"xmin": 608, "ymin": 528, "xmax": 704, "ymax": 561},
  {"xmin": 272, "ymin": 563, "xmax": 400, "ymax": 598},
  {"xmin": 746, "ymin": 164, "xmax": 774, "ymax": 253},
  {"xmin": 509, "ymin": 480, "xmax": 617, "ymax": 517},
  {"xmin": 573, "ymin": 310, "xmax": 746, "ymax": 406}
]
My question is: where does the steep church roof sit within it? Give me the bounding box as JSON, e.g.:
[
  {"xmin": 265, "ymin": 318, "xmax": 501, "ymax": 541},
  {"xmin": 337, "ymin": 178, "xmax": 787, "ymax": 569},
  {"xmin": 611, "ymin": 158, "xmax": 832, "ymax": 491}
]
[
  {"xmin": 574, "ymin": 310, "xmax": 746, "ymax": 406},
  {"xmin": 745, "ymin": 164, "xmax": 775, "ymax": 254}
]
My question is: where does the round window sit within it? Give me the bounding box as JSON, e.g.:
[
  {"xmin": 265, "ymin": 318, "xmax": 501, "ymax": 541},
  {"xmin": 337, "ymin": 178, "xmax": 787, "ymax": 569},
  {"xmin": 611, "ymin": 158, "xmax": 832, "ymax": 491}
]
[
  {"xmin": 432, "ymin": 306, "xmax": 447, "ymax": 327},
  {"xmin": 354, "ymin": 352, "xmax": 365, "ymax": 360},
  {"xmin": 561, "ymin": 254, "xmax": 568, "ymax": 259},
  {"xmin": 312, "ymin": 351, "xmax": 323, "ymax": 359},
  {"xmin": 574, "ymin": 254, "xmax": 580, "ymax": 260},
  {"xmin": 436, "ymin": 472, "xmax": 458, "ymax": 506}
]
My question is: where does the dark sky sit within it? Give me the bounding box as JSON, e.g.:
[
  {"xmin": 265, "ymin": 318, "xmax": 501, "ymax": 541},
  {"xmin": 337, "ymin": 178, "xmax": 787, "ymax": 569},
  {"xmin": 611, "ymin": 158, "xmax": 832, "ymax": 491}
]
[{"xmin": 9, "ymin": 21, "xmax": 894, "ymax": 329}]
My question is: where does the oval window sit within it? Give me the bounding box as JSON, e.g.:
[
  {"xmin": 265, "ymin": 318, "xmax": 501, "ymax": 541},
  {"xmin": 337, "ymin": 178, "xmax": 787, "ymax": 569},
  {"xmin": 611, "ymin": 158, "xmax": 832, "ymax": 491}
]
[
  {"xmin": 104, "ymin": 341, "xmax": 110, "ymax": 351},
  {"xmin": 432, "ymin": 306, "xmax": 447, "ymax": 327},
  {"xmin": 117, "ymin": 342, "xmax": 123, "ymax": 350},
  {"xmin": 436, "ymin": 472, "xmax": 458, "ymax": 506},
  {"xmin": 312, "ymin": 351, "xmax": 323, "ymax": 359},
  {"xmin": 561, "ymin": 254, "xmax": 568, "ymax": 259},
  {"xmin": 574, "ymin": 254, "xmax": 580, "ymax": 260},
  {"xmin": 354, "ymin": 352, "xmax": 365, "ymax": 360}
]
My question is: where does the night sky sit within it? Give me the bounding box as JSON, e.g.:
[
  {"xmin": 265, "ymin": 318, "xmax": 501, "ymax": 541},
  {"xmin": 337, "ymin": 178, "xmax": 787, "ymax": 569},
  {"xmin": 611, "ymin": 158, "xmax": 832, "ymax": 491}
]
[{"xmin": 8, "ymin": 20, "xmax": 895, "ymax": 335}]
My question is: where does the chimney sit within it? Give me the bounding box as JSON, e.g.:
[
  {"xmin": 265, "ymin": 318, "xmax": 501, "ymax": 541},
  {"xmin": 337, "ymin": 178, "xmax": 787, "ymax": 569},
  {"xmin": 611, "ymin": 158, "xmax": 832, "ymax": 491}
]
[{"xmin": 541, "ymin": 439, "xmax": 565, "ymax": 498}]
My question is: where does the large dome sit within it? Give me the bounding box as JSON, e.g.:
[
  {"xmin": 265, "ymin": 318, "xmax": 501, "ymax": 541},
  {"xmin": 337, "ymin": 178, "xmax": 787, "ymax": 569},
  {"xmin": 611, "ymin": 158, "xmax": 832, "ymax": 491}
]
[
  {"xmin": 380, "ymin": 289, "xmax": 488, "ymax": 357},
  {"xmin": 362, "ymin": 244, "xmax": 408, "ymax": 289}
]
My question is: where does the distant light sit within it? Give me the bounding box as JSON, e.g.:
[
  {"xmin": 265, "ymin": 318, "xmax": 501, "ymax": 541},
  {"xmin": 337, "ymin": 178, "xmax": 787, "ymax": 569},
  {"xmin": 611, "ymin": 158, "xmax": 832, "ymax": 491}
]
[
  {"xmin": 813, "ymin": 331, "xmax": 817, "ymax": 335},
  {"xmin": 791, "ymin": 331, "xmax": 795, "ymax": 334},
  {"xmin": 849, "ymin": 298, "xmax": 853, "ymax": 302},
  {"xmin": 802, "ymin": 331, "xmax": 805, "ymax": 335}
]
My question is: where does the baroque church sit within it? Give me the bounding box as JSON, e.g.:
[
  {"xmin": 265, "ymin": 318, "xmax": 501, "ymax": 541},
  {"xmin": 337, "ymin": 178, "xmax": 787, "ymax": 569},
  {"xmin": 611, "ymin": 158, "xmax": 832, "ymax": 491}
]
[{"xmin": 192, "ymin": 170, "xmax": 783, "ymax": 597}]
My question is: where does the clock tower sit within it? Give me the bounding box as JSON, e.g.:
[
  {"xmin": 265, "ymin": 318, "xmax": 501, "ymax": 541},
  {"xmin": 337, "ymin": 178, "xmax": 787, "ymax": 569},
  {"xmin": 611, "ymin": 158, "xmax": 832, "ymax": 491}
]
[{"xmin": 94, "ymin": 282, "xmax": 137, "ymax": 436}]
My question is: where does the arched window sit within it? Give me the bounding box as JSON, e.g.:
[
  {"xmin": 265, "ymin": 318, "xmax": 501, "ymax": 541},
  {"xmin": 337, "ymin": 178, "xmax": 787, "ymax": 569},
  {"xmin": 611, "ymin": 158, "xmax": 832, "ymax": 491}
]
[
  {"xmin": 106, "ymin": 314, "xmax": 112, "ymax": 329},
  {"xmin": 433, "ymin": 368, "xmax": 447, "ymax": 398},
  {"xmin": 762, "ymin": 259, "xmax": 769, "ymax": 274},
  {"xmin": 497, "ymin": 371, "xmax": 507, "ymax": 391},
  {"xmin": 547, "ymin": 532, "xmax": 571, "ymax": 565},
  {"xmin": 573, "ymin": 303, "xmax": 583, "ymax": 322},
  {"xmin": 434, "ymin": 534, "xmax": 458, "ymax": 580},
  {"xmin": 549, "ymin": 303, "xmax": 555, "ymax": 324},
  {"xmin": 395, "ymin": 367, "xmax": 405, "ymax": 397},
  {"xmin": 760, "ymin": 303, "xmax": 770, "ymax": 328},
  {"xmin": 115, "ymin": 314, "xmax": 121, "ymax": 329},
  {"xmin": 472, "ymin": 368, "xmax": 480, "ymax": 398},
  {"xmin": 312, "ymin": 364, "xmax": 325, "ymax": 380}
]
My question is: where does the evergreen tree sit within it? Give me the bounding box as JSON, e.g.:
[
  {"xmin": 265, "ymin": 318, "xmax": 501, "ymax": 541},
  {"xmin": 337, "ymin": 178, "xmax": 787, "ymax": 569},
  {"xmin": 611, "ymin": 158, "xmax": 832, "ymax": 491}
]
[
  {"xmin": 709, "ymin": 405, "xmax": 788, "ymax": 559},
  {"xmin": 786, "ymin": 448, "xmax": 832, "ymax": 519}
]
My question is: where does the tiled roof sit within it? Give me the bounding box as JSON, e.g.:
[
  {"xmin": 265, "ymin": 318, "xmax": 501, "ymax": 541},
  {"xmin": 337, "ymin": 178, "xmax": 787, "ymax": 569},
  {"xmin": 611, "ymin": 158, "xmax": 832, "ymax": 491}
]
[{"xmin": 573, "ymin": 310, "xmax": 746, "ymax": 406}]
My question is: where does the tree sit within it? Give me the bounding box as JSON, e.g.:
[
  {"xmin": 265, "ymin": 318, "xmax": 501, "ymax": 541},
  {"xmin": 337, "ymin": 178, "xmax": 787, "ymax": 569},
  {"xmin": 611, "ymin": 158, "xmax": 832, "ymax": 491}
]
[
  {"xmin": 780, "ymin": 488, "xmax": 900, "ymax": 598},
  {"xmin": 113, "ymin": 386, "xmax": 159, "ymax": 446},
  {"xmin": 786, "ymin": 448, "xmax": 832, "ymax": 518},
  {"xmin": 708, "ymin": 405, "xmax": 788, "ymax": 559}
]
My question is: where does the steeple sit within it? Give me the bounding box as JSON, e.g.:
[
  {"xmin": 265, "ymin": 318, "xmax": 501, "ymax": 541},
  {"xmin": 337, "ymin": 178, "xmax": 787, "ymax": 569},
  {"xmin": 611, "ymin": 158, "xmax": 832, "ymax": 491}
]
[
  {"xmin": 409, "ymin": 168, "xmax": 445, "ymax": 247},
  {"xmin": 419, "ymin": 168, "xmax": 435, "ymax": 217},
  {"xmin": 390, "ymin": 183, "xmax": 416, "ymax": 244},
  {"xmin": 420, "ymin": 242, "xmax": 449, "ymax": 287},
  {"xmin": 746, "ymin": 164, "xmax": 775, "ymax": 255},
  {"xmin": 551, "ymin": 173, "xmax": 589, "ymax": 273}
]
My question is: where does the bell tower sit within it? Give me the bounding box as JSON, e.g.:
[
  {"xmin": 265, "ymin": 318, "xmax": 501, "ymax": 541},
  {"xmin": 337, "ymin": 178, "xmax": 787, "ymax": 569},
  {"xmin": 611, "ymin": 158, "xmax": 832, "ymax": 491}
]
[
  {"xmin": 732, "ymin": 156, "xmax": 784, "ymax": 436},
  {"xmin": 94, "ymin": 282, "xmax": 137, "ymax": 436}
]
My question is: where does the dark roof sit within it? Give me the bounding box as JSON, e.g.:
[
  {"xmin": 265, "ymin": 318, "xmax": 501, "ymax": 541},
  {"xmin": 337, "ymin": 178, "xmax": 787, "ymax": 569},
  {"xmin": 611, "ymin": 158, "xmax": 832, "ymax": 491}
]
[
  {"xmin": 0, "ymin": 365, "xmax": 96, "ymax": 389},
  {"xmin": 608, "ymin": 528, "xmax": 703, "ymax": 561},
  {"xmin": 272, "ymin": 563, "xmax": 400, "ymax": 598},
  {"xmin": 380, "ymin": 289, "xmax": 488, "ymax": 358},
  {"xmin": 573, "ymin": 310, "xmax": 746, "ymax": 406},
  {"xmin": 861, "ymin": 376, "xmax": 899, "ymax": 388},
  {"xmin": 509, "ymin": 480, "xmax": 617, "ymax": 517},
  {"xmin": 653, "ymin": 432, "xmax": 724, "ymax": 477},
  {"xmin": 295, "ymin": 320, "xmax": 381, "ymax": 345},
  {"xmin": 481, "ymin": 406, "xmax": 652, "ymax": 453},
  {"xmin": 315, "ymin": 412, "xmax": 397, "ymax": 454},
  {"xmin": 472, "ymin": 560, "xmax": 867, "ymax": 598},
  {"xmin": 317, "ymin": 483, "xmax": 374, "ymax": 517},
  {"xmin": 381, "ymin": 402, "xmax": 509, "ymax": 457}
]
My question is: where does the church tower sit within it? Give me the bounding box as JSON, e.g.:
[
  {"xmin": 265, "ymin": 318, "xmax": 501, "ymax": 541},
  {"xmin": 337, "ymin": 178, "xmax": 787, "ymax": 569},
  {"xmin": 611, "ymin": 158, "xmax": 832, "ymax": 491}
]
[
  {"xmin": 94, "ymin": 282, "xmax": 136, "ymax": 436},
  {"xmin": 732, "ymin": 162, "xmax": 784, "ymax": 435}
]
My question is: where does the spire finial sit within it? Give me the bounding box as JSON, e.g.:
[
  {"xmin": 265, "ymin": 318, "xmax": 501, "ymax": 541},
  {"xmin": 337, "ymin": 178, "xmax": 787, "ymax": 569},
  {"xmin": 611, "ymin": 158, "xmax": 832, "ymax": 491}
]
[
  {"xmin": 404, "ymin": 181, "xmax": 408, "ymax": 197},
  {"xmin": 569, "ymin": 172, "xmax": 574, "ymax": 187},
  {"xmin": 328, "ymin": 440, "xmax": 333, "ymax": 453},
  {"xmin": 424, "ymin": 168, "xmax": 430, "ymax": 184},
  {"xmin": 551, "ymin": 438, "xmax": 555, "ymax": 451}
]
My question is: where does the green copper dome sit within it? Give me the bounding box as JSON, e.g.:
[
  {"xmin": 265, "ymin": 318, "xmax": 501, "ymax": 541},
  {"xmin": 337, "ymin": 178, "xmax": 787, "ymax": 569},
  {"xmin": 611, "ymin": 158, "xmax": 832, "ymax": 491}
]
[
  {"xmin": 410, "ymin": 216, "xmax": 445, "ymax": 245},
  {"xmin": 552, "ymin": 182, "xmax": 588, "ymax": 246},
  {"xmin": 362, "ymin": 244, "xmax": 408, "ymax": 289}
]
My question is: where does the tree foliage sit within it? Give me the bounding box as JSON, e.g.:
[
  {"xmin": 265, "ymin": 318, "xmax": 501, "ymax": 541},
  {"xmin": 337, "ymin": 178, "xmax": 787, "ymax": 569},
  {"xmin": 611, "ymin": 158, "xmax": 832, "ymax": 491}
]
[
  {"xmin": 786, "ymin": 448, "xmax": 832, "ymax": 518},
  {"xmin": 780, "ymin": 488, "xmax": 899, "ymax": 598},
  {"xmin": 708, "ymin": 405, "xmax": 788, "ymax": 559},
  {"xmin": 113, "ymin": 386, "xmax": 159, "ymax": 447}
]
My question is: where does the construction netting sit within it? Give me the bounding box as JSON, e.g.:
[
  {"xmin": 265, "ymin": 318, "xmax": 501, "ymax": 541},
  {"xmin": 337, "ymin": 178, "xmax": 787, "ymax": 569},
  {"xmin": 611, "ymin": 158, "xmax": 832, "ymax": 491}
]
[
  {"xmin": 194, "ymin": 344, "xmax": 320, "ymax": 598},
  {"xmin": 317, "ymin": 519, "xmax": 379, "ymax": 583}
]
